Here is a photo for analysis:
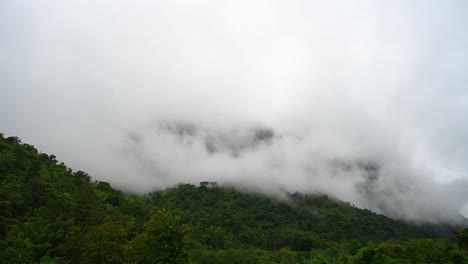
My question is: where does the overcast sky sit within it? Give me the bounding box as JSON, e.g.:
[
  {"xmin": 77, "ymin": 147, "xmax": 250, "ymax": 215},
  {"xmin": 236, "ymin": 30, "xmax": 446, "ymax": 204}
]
[{"xmin": 1, "ymin": 0, "xmax": 468, "ymax": 222}]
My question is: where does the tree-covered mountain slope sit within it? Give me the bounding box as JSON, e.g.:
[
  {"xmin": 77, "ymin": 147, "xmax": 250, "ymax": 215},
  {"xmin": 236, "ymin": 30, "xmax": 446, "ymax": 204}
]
[
  {"xmin": 148, "ymin": 183, "xmax": 442, "ymax": 248},
  {"xmin": 1, "ymin": 133, "xmax": 468, "ymax": 263}
]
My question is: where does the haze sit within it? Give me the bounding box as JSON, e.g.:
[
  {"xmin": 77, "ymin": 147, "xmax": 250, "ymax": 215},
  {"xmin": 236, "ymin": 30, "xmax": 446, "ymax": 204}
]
[{"xmin": 1, "ymin": 0, "xmax": 468, "ymax": 222}]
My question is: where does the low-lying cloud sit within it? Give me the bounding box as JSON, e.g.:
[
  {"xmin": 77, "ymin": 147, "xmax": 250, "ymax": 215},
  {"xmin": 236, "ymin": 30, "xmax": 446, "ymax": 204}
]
[
  {"xmin": 1, "ymin": 0, "xmax": 468, "ymax": 223},
  {"xmin": 110, "ymin": 121, "xmax": 468, "ymax": 223}
]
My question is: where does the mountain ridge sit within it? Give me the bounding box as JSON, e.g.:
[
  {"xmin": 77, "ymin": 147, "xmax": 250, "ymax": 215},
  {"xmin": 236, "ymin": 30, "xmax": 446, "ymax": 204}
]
[{"xmin": 1, "ymin": 132, "xmax": 468, "ymax": 263}]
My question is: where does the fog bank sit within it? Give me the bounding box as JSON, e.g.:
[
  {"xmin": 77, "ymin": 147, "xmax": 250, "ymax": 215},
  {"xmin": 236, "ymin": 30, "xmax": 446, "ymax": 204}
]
[{"xmin": 1, "ymin": 0, "xmax": 468, "ymax": 222}]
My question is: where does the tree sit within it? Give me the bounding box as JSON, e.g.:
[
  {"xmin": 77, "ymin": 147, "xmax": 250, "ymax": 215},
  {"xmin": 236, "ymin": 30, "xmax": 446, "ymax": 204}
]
[
  {"xmin": 83, "ymin": 222, "xmax": 127, "ymax": 264},
  {"xmin": 277, "ymin": 247, "xmax": 298, "ymax": 264},
  {"xmin": 456, "ymin": 228, "xmax": 468, "ymax": 249},
  {"xmin": 127, "ymin": 208, "xmax": 190, "ymax": 264}
]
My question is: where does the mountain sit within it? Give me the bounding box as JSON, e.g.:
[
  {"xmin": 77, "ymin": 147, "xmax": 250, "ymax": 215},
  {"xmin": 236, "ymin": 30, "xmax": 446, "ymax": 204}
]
[
  {"xmin": 124, "ymin": 121, "xmax": 468, "ymax": 224},
  {"xmin": 151, "ymin": 121, "xmax": 277, "ymax": 156},
  {"xmin": 1, "ymin": 132, "xmax": 467, "ymax": 263}
]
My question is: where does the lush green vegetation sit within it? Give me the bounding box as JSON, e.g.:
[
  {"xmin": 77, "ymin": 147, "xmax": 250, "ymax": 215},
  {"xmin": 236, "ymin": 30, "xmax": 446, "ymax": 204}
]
[{"xmin": 1, "ymin": 133, "xmax": 468, "ymax": 263}]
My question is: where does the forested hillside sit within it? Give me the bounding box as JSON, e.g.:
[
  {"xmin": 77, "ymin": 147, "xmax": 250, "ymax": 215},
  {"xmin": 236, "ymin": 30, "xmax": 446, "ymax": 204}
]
[{"xmin": 1, "ymin": 133, "xmax": 468, "ymax": 263}]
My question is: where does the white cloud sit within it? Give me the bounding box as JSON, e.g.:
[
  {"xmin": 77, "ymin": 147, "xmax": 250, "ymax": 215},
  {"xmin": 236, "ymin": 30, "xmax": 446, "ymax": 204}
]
[{"xmin": 1, "ymin": 0, "xmax": 468, "ymax": 222}]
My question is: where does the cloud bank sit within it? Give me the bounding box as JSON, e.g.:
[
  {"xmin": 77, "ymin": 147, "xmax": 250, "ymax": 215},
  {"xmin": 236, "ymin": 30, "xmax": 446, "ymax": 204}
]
[{"xmin": 1, "ymin": 0, "xmax": 468, "ymax": 222}]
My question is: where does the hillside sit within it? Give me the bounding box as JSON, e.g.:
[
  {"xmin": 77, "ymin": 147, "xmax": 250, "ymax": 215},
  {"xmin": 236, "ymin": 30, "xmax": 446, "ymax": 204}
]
[{"xmin": 1, "ymin": 133, "xmax": 468, "ymax": 263}]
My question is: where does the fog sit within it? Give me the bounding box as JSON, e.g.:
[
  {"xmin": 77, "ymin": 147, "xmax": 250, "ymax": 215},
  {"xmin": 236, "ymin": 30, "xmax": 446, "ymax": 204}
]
[{"xmin": 1, "ymin": 0, "xmax": 468, "ymax": 223}]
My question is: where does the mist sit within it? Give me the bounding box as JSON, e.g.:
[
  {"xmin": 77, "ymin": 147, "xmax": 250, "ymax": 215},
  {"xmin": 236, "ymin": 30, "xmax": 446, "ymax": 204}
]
[{"xmin": 1, "ymin": 0, "xmax": 468, "ymax": 223}]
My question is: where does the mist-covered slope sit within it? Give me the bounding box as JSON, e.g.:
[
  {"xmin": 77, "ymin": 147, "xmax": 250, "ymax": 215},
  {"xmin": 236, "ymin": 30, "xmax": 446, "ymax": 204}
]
[
  {"xmin": 147, "ymin": 183, "xmax": 453, "ymax": 246},
  {"xmin": 1, "ymin": 133, "xmax": 468, "ymax": 263},
  {"xmin": 119, "ymin": 121, "xmax": 468, "ymax": 224}
]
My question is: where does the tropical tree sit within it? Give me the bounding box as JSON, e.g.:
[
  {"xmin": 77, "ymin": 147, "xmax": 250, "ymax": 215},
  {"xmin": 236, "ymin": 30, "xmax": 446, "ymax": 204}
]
[
  {"xmin": 127, "ymin": 208, "xmax": 190, "ymax": 264},
  {"xmin": 83, "ymin": 222, "xmax": 128, "ymax": 264}
]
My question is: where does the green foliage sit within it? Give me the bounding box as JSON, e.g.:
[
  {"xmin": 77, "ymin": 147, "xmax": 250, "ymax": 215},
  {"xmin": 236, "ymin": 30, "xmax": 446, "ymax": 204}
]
[
  {"xmin": 347, "ymin": 239, "xmax": 468, "ymax": 264},
  {"xmin": 0, "ymin": 133, "xmax": 467, "ymax": 263},
  {"xmin": 146, "ymin": 184, "xmax": 443, "ymax": 251},
  {"xmin": 126, "ymin": 208, "xmax": 190, "ymax": 264},
  {"xmin": 457, "ymin": 228, "xmax": 468, "ymax": 249},
  {"xmin": 0, "ymin": 134, "xmax": 178, "ymax": 263},
  {"xmin": 83, "ymin": 222, "xmax": 128, "ymax": 264}
]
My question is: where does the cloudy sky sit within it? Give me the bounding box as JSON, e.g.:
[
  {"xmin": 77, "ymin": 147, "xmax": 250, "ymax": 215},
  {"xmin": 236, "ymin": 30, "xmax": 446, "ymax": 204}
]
[{"xmin": 1, "ymin": 0, "xmax": 468, "ymax": 222}]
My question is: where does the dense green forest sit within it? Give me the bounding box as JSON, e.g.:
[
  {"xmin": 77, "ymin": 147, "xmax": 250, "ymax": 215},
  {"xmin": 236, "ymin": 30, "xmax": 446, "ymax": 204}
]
[{"xmin": 1, "ymin": 133, "xmax": 468, "ymax": 263}]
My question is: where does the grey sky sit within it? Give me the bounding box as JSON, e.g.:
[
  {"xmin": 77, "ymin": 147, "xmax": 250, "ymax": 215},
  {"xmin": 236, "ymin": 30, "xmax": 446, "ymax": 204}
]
[{"xmin": 1, "ymin": 0, "xmax": 468, "ymax": 222}]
